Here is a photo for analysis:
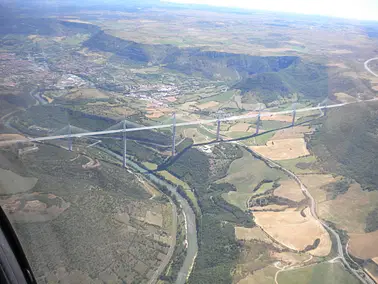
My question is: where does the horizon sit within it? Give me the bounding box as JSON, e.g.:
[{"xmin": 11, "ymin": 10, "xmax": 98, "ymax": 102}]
[{"xmin": 162, "ymin": 0, "xmax": 378, "ymax": 22}]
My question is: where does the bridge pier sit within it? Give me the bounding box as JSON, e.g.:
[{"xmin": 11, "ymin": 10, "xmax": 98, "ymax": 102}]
[
  {"xmin": 216, "ymin": 118, "xmax": 221, "ymax": 141},
  {"xmin": 172, "ymin": 112, "xmax": 176, "ymax": 156},
  {"xmin": 256, "ymin": 110, "xmax": 261, "ymax": 135},
  {"xmin": 323, "ymin": 102, "xmax": 328, "ymax": 116},
  {"xmin": 291, "ymin": 104, "xmax": 296, "ymax": 127},
  {"xmin": 123, "ymin": 120, "xmax": 127, "ymax": 168},
  {"xmin": 68, "ymin": 124, "xmax": 73, "ymax": 151}
]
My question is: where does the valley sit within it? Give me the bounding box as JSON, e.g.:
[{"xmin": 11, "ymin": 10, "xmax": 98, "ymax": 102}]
[{"xmin": 1, "ymin": 1, "xmax": 378, "ymax": 284}]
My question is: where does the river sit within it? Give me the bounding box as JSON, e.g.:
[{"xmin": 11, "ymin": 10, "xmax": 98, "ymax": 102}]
[{"xmin": 96, "ymin": 147, "xmax": 198, "ymax": 284}]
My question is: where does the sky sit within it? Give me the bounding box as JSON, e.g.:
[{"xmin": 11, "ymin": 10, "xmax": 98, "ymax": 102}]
[{"xmin": 163, "ymin": 0, "xmax": 378, "ymax": 21}]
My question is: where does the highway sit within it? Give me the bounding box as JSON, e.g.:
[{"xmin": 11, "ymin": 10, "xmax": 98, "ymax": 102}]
[
  {"xmin": 364, "ymin": 57, "xmax": 378, "ymax": 77},
  {"xmin": 1, "ymin": 98, "xmax": 377, "ymax": 147}
]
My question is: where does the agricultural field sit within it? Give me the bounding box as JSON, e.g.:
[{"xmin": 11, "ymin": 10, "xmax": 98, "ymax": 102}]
[
  {"xmin": 277, "ymin": 262, "xmax": 360, "ymax": 284},
  {"xmin": 253, "ymin": 208, "xmax": 331, "ymax": 256},
  {"xmin": 273, "ymin": 179, "xmax": 305, "ymax": 202},
  {"xmin": 1, "ymin": 1, "xmax": 378, "ymax": 284},
  {"xmin": 251, "ymin": 138, "xmax": 310, "ymax": 160},
  {"xmin": 218, "ymin": 148, "xmax": 287, "ymax": 210}
]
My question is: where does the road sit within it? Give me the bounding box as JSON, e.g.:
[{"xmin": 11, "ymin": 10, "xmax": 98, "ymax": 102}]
[
  {"xmin": 2, "ymin": 98, "xmax": 377, "ymax": 147},
  {"xmin": 246, "ymin": 147, "xmax": 374, "ymax": 284},
  {"xmin": 364, "ymin": 58, "xmax": 378, "ymax": 77}
]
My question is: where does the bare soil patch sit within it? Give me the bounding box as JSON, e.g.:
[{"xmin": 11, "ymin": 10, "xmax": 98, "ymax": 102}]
[
  {"xmin": 251, "ymin": 138, "xmax": 310, "ymax": 160},
  {"xmin": 0, "ymin": 192, "xmax": 70, "ymax": 223},
  {"xmin": 253, "ymin": 208, "xmax": 331, "ymax": 256},
  {"xmin": 271, "ymin": 251, "xmax": 310, "ymax": 266},
  {"xmin": 273, "ymin": 179, "xmax": 304, "ymax": 202},
  {"xmin": 348, "ymin": 230, "xmax": 378, "ymax": 259}
]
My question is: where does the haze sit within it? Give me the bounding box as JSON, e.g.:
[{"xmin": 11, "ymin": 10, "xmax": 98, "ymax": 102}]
[{"xmin": 164, "ymin": 0, "xmax": 378, "ymax": 21}]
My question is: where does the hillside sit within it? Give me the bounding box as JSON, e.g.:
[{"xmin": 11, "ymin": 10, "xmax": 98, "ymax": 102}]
[
  {"xmin": 310, "ymin": 101, "xmax": 378, "ymax": 191},
  {"xmin": 0, "ymin": 144, "xmax": 173, "ymax": 283}
]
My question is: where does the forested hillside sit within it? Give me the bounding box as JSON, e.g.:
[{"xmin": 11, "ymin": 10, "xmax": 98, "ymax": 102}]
[{"xmin": 310, "ymin": 102, "xmax": 378, "ymax": 191}]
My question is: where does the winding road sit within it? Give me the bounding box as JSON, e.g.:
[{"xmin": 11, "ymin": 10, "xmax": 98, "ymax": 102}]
[
  {"xmin": 246, "ymin": 146, "xmax": 374, "ymax": 284},
  {"xmin": 364, "ymin": 58, "xmax": 378, "ymax": 77}
]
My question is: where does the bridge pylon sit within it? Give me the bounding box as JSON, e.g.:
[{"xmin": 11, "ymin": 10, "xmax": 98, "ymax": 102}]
[
  {"xmin": 68, "ymin": 124, "xmax": 73, "ymax": 151},
  {"xmin": 123, "ymin": 120, "xmax": 127, "ymax": 168},
  {"xmin": 172, "ymin": 112, "xmax": 176, "ymax": 156},
  {"xmin": 256, "ymin": 108, "xmax": 261, "ymax": 135},
  {"xmin": 216, "ymin": 116, "xmax": 221, "ymax": 141},
  {"xmin": 291, "ymin": 103, "xmax": 296, "ymax": 127}
]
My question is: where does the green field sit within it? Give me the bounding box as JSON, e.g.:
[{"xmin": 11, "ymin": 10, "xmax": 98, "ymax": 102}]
[
  {"xmin": 241, "ymin": 131, "xmax": 275, "ymax": 146},
  {"xmin": 198, "ymin": 90, "xmax": 236, "ymax": 103},
  {"xmin": 277, "ymin": 155, "xmax": 318, "ymax": 174},
  {"xmin": 277, "ymin": 262, "xmax": 360, "ymax": 284},
  {"xmin": 219, "ymin": 148, "xmax": 286, "ymax": 210},
  {"xmin": 158, "ymin": 170, "xmax": 190, "ymax": 190}
]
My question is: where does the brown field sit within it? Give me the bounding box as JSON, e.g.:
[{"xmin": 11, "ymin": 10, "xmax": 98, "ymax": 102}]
[
  {"xmin": 145, "ymin": 211, "xmax": 163, "ymax": 227},
  {"xmin": 246, "ymin": 111, "xmax": 293, "ymax": 122},
  {"xmin": 164, "ymin": 96, "xmax": 177, "ymax": 102},
  {"xmin": 334, "ymin": 92, "xmax": 358, "ymax": 103},
  {"xmin": 146, "ymin": 111, "xmax": 164, "ymax": 119},
  {"xmin": 65, "ymin": 88, "xmax": 109, "ymax": 100},
  {"xmin": 229, "ymin": 123, "xmax": 252, "ymax": 132},
  {"xmin": 348, "ymin": 230, "xmax": 378, "ymax": 259},
  {"xmin": 298, "ymin": 174, "xmax": 339, "ymax": 203},
  {"xmin": 253, "ymin": 208, "xmax": 331, "ymax": 256},
  {"xmin": 235, "ymin": 226, "xmax": 273, "ymax": 244},
  {"xmin": 196, "ymin": 101, "xmax": 219, "ymax": 110},
  {"xmin": 251, "ymin": 204, "xmax": 288, "ymax": 211},
  {"xmin": 0, "ymin": 134, "xmax": 25, "ymax": 145},
  {"xmin": 273, "ymin": 179, "xmax": 305, "ymax": 202},
  {"xmin": 251, "ymin": 138, "xmax": 310, "ymax": 160},
  {"xmin": 317, "ymin": 183, "xmax": 378, "ymax": 233},
  {"xmin": 0, "ymin": 134, "xmax": 25, "ymax": 140},
  {"xmin": 271, "ymin": 126, "xmax": 312, "ymax": 140}
]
